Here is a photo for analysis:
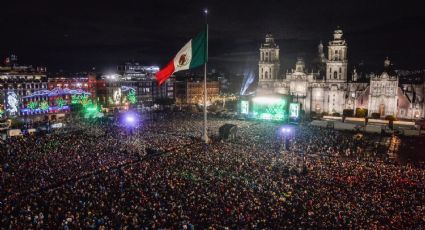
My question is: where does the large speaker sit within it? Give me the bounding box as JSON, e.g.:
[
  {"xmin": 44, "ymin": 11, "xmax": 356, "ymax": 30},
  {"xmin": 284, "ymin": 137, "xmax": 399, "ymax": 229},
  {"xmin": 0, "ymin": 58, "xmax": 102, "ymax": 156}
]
[{"xmin": 219, "ymin": 124, "xmax": 237, "ymax": 140}]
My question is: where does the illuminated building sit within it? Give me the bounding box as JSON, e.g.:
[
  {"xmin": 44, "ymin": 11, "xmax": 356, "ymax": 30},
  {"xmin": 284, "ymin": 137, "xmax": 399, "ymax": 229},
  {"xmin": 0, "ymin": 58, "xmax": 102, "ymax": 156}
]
[
  {"xmin": 47, "ymin": 73, "xmax": 98, "ymax": 110},
  {"xmin": 175, "ymin": 77, "xmax": 220, "ymax": 105},
  {"xmin": 0, "ymin": 55, "xmax": 48, "ymax": 117},
  {"xmin": 118, "ymin": 62, "xmax": 174, "ymax": 106},
  {"xmin": 98, "ymin": 62, "xmax": 175, "ymax": 108},
  {"xmin": 255, "ymin": 30, "xmax": 425, "ymax": 119},
  {"xmin": 48, "ymin": 73, "xmax": 97, "ymax": 96}
]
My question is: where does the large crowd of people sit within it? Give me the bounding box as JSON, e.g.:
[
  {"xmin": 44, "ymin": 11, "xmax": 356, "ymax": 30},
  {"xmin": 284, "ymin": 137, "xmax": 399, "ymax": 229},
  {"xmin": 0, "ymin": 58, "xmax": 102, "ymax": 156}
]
[{"xmin": 1, "ymin": 112, "xmax": 424, "ymax": 229}]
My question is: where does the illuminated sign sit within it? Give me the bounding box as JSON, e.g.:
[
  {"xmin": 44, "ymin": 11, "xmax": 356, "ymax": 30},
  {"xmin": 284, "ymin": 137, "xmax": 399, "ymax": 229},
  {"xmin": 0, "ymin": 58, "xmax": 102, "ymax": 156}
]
[
  {"xmin": 39, "ymin": 101, "xmax": 49, "ymax": 110},
  {"xmin": 123, "ymin": 88, "xmax": 136, "ymax": 104},
  {"xmin": 241, "ymin": 100, "xmax": 249, "ymax": 114},
  {"xmin": 289, "ymin": 103, "xmax": 300, "ymax": 118},
  {"xmin": 23, "ymin": 87, "xmax": 91, "ymax": 99},
  {"xmin": 113, "ymin": 88, "xmax": 122, "ymax": 105},
  {"xmin": 6, "ymin": 92, "xmax": 18, "ymax": 116}
]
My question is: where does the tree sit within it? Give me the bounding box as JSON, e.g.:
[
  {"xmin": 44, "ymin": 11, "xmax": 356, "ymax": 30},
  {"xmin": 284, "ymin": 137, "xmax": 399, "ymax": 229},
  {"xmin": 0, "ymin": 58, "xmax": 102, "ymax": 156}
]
[
  {"xmin": 385, "ymin": 115, "xmax": 396, "ymax": 121},
  {"xmin": 355, "ymin": 108, "xmax": 367, "ymax": 118}
]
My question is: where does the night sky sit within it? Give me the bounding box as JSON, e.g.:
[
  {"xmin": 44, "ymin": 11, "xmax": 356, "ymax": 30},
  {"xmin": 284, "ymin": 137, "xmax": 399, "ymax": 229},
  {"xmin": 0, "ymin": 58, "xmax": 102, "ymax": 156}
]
[{"xmin": 1, "ymin": 0, "xmax": 424, "ymax": 73}]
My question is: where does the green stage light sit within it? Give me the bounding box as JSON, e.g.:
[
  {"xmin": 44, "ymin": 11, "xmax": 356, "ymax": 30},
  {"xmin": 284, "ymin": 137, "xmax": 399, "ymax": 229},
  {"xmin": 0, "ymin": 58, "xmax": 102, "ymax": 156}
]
[
  {"xmin": 274, "ymin": 113, "xmax": 285, "ymax": 120},
  {"xmin": 260, "ymin": 113, "xmax": 272, "ymax": 120},
  {"xmin": 252, "ymin": 96, "xmax": 288, "ymax": 121}
]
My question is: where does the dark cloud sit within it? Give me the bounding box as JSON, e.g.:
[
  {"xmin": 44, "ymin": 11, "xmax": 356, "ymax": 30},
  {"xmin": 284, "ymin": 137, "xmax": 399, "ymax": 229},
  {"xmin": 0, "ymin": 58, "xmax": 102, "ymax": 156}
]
[{"xmin": 0, "ymin": 0, "xmax": 424, "ymax": 73}]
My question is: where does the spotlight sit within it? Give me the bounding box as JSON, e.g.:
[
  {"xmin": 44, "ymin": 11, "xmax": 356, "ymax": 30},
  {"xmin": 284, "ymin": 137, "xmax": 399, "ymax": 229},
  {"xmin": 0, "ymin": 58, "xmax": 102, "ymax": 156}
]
[
  {"xmin": 122, "ymin": 112, "xmax": 139, "ymax": 127},
  {"xmin": 126, "ymin": 115, "xmax": 135, "ymax": 123},
  {"xmin": 281, "ymin": 127, "xmax": 291, "ymax": 133}
]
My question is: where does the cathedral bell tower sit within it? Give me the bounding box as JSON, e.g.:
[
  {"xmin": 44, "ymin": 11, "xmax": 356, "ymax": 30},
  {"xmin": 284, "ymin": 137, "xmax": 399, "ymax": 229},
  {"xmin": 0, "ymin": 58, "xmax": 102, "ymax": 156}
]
[
  {"xmin": 326, "ymin": 29, "xmax": 348, "ymax": 82},
  {"xmin": 258, "ymin": 34, "xmax": 280, "ymax": 94}
]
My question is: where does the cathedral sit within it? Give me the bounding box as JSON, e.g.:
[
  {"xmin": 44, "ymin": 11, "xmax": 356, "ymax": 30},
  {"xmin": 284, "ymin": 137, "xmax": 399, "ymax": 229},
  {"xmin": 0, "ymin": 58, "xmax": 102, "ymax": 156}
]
[{"xmin": 256, "ymin": 29, "xmax": 425, "ymax": 120}]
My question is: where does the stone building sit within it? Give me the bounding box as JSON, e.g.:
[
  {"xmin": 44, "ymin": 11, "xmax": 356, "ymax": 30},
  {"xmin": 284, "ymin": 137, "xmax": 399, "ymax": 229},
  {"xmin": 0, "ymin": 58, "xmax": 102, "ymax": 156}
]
[
  {"xmin": 255, "ymin": 29, "xmax": 425, "ymax": 119},
  {"xmin": 0, "ymin": 56, "xmax": 48, "ymax": 117},
  {"xmin": 175, "ymin": 77, "xmax": 220, "ymax": 105}
]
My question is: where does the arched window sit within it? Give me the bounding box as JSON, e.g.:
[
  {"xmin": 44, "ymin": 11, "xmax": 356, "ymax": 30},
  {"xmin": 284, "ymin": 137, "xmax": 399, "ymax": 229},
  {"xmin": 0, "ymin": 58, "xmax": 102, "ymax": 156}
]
[
  {"xmin": 334, "ymin": 71, "xmax": 338, "ymax": 79},
  {"xmin": 265, "ymin": 71, "xmax": 269, "ymax": 79},
  {"xmin": 339, "ymin": 67, "xmax": 342, "ymax": 73},
  {"xmin": 261, "ymin": 52, "xmax": 263, "ymax": 61},
  {"xmin": 265, "ymin": 52, "xmax": 269, "ymax": 61}
]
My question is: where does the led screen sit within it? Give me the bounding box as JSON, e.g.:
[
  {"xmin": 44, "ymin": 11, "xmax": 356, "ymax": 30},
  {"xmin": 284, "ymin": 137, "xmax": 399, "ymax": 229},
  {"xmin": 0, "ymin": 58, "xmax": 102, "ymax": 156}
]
[
  {"xmin": 289, "ymin": 103, "xmax": 300, "ymax": 118},
  {"xmin": 252, "ymin": 96, "xmax": 287, "ymax": 121},
  {"xmin": 240, "ymin": 100, "xmax": 249, "ymax": 114}
]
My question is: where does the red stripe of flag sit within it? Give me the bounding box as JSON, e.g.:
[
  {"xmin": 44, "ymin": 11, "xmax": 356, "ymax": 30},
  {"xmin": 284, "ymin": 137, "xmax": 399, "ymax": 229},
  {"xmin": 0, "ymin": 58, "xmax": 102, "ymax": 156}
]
[{"xmin": 156, "ymin": 60, "xmax": 175, "ymax": 85}]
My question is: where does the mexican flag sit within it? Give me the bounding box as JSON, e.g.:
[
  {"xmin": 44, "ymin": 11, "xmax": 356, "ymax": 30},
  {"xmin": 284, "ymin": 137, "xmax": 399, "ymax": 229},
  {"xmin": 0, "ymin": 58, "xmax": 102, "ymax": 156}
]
[{"xmin": 156, "ymin": 29, "xmax": 207, "ymax": 85}]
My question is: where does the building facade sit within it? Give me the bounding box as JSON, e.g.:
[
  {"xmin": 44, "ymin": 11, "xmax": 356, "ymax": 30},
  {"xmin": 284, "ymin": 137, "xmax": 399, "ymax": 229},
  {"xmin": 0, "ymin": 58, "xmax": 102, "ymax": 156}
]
[
  {"xmin": 175, "ymin": 77, "xmax": 220, "ymax": 105},
  {"xmin": 99, "ymin": 62, "xmax": 175, "ymax": 109},
  {"xmin": 48, "ymin": 73, "xmax": 98, "ymax": 97},
  {"xmin": 257, "ymin": 34, "xmax": 280, "ymax": 95},
  {"xmin": 47, "ymin": 73, "xmax": 98, "ymax": 110},
  {"xmin": 0, "ymin": 57, "xmax": 48, "ymax": 117},
  {"xmin": 255, "ymin": 30, "xmax": 425, "ymax": 119}
]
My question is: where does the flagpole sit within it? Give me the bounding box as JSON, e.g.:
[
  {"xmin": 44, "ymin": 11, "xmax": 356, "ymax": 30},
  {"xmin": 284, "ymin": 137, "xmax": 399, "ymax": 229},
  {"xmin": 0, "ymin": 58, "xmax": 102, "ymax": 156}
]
[{"xmin": 203, "ymin": 8, "xmax": 209, "ymax": 143}]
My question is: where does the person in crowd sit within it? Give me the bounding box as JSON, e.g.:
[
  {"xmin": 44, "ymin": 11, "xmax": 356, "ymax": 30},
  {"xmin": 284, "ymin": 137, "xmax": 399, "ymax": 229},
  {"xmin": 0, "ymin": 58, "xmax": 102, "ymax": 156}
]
[{"xmin": 1, "ymin": 112, "xmax": 424, "ymax": 229}]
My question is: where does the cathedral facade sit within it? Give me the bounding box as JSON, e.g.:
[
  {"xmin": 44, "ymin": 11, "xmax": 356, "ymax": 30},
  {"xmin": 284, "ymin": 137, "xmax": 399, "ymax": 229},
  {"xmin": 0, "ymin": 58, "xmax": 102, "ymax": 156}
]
[{"xmin": 256, "ymin": 29, "xmax": 425, "ymax": 120}]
